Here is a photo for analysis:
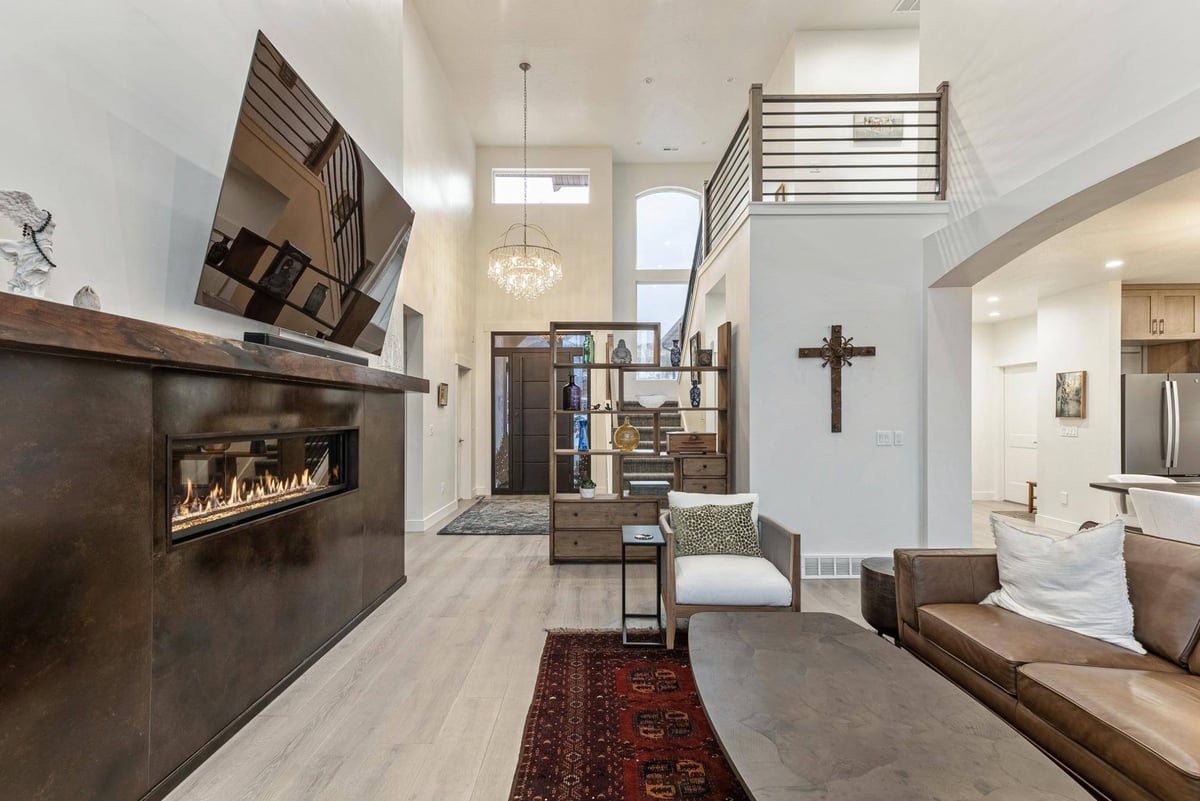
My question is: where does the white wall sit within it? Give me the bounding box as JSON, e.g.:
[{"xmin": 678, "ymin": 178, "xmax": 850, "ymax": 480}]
[
  {"xmin": 922, "ymin": 0, "xmax": 1200, "ymax": 220},
  {"xmin": 922, "ymin": 1, "xmax": 1200, "ymax": 287},
  {"xmin": 786, "ymin": 29, "xmax": 919, "ymax": 94},
  {"xmin": 971, "ymin": 315, "xmax": 1037, "ymax": 500},
  {"xmin": 472, "ymin": 146, "xmax": 614, "ymax": 494},
  {"xmin": 1035, "ymin": 283, "xmax": 1123, "ymax": 530},
  {"xmin": 0, "ymin": 1, "xmax": 478, "ymax": 528},
  {"xmin": 399, "ymin": 4, "xmax": 477, "ymax": 527},
  {"xmin": 0, "ymin": 0, "xmax": 409, "ymax": 343},
  {"xmin": 747, "ymin": 203, "xmax": 949, "ymax": 557}
]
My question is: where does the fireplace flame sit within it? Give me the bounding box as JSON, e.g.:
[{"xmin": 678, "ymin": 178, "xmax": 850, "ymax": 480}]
[{"xmin": 172, "ymin": 469, "xmax": 324, "ymax": 531}]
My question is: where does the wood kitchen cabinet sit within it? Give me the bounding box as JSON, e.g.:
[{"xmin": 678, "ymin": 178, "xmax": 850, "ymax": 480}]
[{"xmin": 1122, "ymin": 285, "xmax": 1200, "ymax": 340}]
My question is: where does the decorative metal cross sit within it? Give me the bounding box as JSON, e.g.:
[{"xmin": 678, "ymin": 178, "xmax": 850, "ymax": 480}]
[{"xmin": 798, "ymin": 324, "xmax": 877, "ymax": 433}]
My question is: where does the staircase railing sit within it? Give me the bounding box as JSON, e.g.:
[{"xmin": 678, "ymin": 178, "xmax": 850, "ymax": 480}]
[{"xmin": 702, "ymin": 82, "xmax": 949, "ymax": 255}]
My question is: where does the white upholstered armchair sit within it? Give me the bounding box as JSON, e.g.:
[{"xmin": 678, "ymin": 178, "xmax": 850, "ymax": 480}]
[{"xmin": 658, "ymin": 495, "xmax": 801, "ymax": 649}]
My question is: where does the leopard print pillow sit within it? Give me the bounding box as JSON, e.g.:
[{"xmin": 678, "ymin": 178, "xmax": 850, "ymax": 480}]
[{"xmin": 671, "ymin": 501, "xmax": 762, "ymax": 557}]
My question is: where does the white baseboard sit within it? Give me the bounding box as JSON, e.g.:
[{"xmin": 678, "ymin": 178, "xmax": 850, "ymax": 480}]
[
  {"xmin": 405, "ymin": 499, "xmax": 461, "ymax": 532},
  {"xmin": 972, "ymin": 490, "xmax": 998, "ymax": 501},
  {"xmin": 1033, "ymin": 513, "xmax": 1080, "ymax": 533}
]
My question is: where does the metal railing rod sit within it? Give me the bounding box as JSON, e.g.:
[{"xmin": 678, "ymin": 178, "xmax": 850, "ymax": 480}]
[
  {"xmin": 761, "ymin": 136, "xmax": 941, "ymax": 142},
  {"xmin": 709, "ymin": 165, "xmax": 750, "ymax": 228},
  {"xmin": 774, "ymin": 190, "xmax": 939, "ymax": 196},
  {"xmin": 763, "ymin": 92, "xmax": 942, "ymax": 102},
  {"xmin": 706, "ymin": 113, "xmax": 749, "ymax": 190},
  {"xmin": 760, "ymin": 146, "xmax": 940, "ymax": 153},
  {"xmin": 708, "ymin": 196, "xmax": 748, "ymax": 243},
  {"xmin": 762, "ymin": 164, "xmax": 938, "ymax": 170},
  {"xmin": 773, "ymin": 177, "xmax": 940, "ymax": 183},
  {"xmin": 707, "ymin": 146, "xmax": 750, "ymax": 210},
  {"xmin": 763, "ymin": 123, "xmax": 941, "ymax": 129},
  {"xmin": 761, "ymin": 109, "xmax": 939, "ymax": 116}
]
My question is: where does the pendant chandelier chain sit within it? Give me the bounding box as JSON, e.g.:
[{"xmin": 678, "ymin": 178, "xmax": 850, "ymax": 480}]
[
  {"xmin": 487, "ymin": 61, "xmax": 562, "ymax": 301},
  {"xmin": 522, "ymin": 62, "xmax": 528, "ymax": 245}
]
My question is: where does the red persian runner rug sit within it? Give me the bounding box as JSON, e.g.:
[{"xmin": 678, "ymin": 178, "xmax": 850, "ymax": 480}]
[{"xmin": 509, "ymin": 630, "xmax": 750, "ymax": 801}]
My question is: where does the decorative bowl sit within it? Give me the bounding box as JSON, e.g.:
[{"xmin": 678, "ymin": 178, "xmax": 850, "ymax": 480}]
[{"xmin": 636, "ymin": 394, "xmax": 668, "ymax": 408}]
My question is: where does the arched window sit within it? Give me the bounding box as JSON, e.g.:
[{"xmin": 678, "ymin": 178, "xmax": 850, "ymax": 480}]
[
  {"xmin": 634, "ymin": 188, "xmax": 700, "ymax": 368},
  {"xmin": 636, "ymin": 189, "xmax": 700, "ymax": 270}
]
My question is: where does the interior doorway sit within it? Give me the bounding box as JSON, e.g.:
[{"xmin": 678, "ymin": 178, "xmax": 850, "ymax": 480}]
[
  {"xmin": 1003, "ymin": 363, "xmax": 1038, "ymax": 504},
  {"xmin": 456, "ymin": 365, "xmax": 472, "ymax": 500}
]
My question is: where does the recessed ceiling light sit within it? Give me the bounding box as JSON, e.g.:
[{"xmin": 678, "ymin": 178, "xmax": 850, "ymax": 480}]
[
  {"xmin": 989, "ymin": 311, "xmax": 1001, "ymax": 317},
  {"xmin": 1105, "ymin": 259, "xmax": 1124, "ymax": 269},
  {"xmin": 635, "ymin": 140, "xmax": 642, "ymax": 146},
  {"xmin": 986, "ymin": 296, "xmax": 1000, "ymax": 303},
  {"xmin": 726, "ymin": 77, "xmax": 736, "ymax": 84},
  {"xmin": 643, "ymin": 76, "xmax": 654, "ymax": 85}
]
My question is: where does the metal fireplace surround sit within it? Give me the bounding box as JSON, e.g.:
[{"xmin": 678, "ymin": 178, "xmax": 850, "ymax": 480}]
[{"xmin": 0, "ymin": 293, "xmax": 427, "ymax": 801}]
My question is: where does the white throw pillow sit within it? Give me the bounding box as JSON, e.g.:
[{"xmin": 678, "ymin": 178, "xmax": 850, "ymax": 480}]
[
  {"xmin": 981, "ymin": 517, "xmax": 1145, "ymax": 654},
  {"xmin": 667, "ymin": 491, "xmax": 759, "ymax": 525}
]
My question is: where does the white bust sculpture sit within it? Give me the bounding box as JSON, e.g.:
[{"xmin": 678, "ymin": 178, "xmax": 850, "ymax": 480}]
[{"xmin": 0, "ymin": 191, "xmax": 56, "ymax": 298}]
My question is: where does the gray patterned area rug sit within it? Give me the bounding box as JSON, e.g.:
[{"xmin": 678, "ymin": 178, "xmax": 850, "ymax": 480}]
[
  {"xmin": 437, "ymin": 495, "xmax": 549, "ymax": 535},
  {"xmin": 993, "ymin": 509, "xmax": 1036, "ymax": 523}
]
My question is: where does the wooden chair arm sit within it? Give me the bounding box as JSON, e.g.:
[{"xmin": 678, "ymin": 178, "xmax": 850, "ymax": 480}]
[
  {"xmin": 760, "ymin": 515, "xmax": 802, "ymax": 611},
  {"xmin": 658, "ymin": 511, "xmax": 677, "ymax": 609}
]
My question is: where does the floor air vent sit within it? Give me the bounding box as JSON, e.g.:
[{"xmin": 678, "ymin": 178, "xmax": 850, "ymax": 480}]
[{"xmin": 803, "ymin": 556, "xmax": 864, "ymax": 579}]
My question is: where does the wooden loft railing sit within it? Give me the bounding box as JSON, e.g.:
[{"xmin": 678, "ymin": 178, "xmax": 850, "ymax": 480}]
[{"xmin": 702, "ymin": 81, "xmax": 950, "ymax": 253}]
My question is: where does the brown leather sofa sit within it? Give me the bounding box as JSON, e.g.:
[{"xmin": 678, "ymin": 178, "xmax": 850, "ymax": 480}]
[{"xmin": 895, "ymin": 533, "xmax": 1200, "ymax": 801}]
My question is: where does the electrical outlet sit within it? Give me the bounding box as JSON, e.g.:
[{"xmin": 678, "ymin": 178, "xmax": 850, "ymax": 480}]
[
  {"xmin": 893, "ymin": 430, "xmax": 904, "ymax": 446},
  {"xmin": 875, "ymin": 430, "xmax": 893, "ymax": 446},
  {"xmin": 441, "ymin": 481, "xmax": 447, "ymax": 496},
  {"xmin": 1059, "ymin": 491, "xmax": 1069, "ymax": 506},
  {"xmin": 428, "ymin": 424, "xmax": 434, "ymax": 437}
]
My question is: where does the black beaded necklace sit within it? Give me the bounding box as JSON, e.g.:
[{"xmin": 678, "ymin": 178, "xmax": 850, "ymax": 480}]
[{"xmin": 21, "ymin": 211, "xmax": 55, "ymax": 269}]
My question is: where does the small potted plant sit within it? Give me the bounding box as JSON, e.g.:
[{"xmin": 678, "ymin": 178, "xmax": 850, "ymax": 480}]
[{"xmin": 579, "ymin": 477, "xmax": 597, "ymax": 499}]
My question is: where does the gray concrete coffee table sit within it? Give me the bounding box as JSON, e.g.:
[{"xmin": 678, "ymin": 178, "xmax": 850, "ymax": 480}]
[{"xmin": 690, "ymin": 612, "xmax": 1090, "ymax": 801}]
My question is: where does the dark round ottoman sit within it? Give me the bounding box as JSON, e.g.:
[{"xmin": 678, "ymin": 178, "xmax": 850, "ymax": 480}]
[{"xmin": 860, "ymin": 557, "xmax": 898, "ymax": 642}]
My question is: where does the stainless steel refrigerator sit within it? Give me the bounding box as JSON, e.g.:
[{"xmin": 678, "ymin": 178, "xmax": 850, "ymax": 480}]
[{"xmin": 1122, "ymin": 373, "xmax": 1200, "ymax": 476}]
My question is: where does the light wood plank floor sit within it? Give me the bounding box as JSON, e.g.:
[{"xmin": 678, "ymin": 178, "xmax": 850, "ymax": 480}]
[
  {"xmin": 165, "ymin": 504, "xmax": 867, "ymax": 801},
  {"xmin": 972, "ymin": 499, "xmax": 1031, "ymax": 547}
]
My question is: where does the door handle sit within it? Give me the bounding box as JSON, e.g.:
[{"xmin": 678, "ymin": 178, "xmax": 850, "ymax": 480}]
[
  {"xmin": 1153, "ymin": 318, "xmax": 1160, "ymax": 334},
  {"xmin": 1165, "ymin": 381, "xmax": 1177, "ymax": 469},
  {"xmin": 1162, "ymin": 318, "xmax": 1167, "ymax": 334},
  {"xmin": 1173, "ymin": 380, "xmax": 1182, "ymax": 469}
]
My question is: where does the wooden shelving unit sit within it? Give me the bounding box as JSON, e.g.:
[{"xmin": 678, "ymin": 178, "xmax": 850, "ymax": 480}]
[{"xmin": 547, "ymin": 320, "xmax": 734, "ymax": 563}]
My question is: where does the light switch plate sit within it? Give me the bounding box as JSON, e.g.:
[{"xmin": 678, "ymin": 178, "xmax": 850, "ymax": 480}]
[
  {"xmin": 875, "ymin": 430, "xmax": 893, "ymax": 446},
  {"xmin": 893, "ymin": 430, "xmax": 904, "ymax": 446}
]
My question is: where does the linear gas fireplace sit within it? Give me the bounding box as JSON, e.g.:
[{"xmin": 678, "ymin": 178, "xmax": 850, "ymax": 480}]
[{"xmin": 169, "ymin": 428, "xmax": 357, "ymax": 544}]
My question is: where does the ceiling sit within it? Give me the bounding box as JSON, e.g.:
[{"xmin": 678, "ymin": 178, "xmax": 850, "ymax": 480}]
[
  {"xmin": 411, "ymin": 0, "xmax": 919, "ymax": 163},
  {"xmin": 973, "ymin": 167, "xmax": 1200, "ymax": 323}
]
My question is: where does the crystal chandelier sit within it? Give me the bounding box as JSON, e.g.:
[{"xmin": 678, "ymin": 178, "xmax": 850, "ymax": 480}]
[{"xmin": 488, "ymin": 62, "xmax": 562, "ymax": 300}]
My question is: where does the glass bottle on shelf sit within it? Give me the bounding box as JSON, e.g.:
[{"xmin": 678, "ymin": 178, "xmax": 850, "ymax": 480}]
[
  {"xmin": 562, "ymin": 374, "xmax": 581, "ymax": 411},
  {"xmin": 577, "ymin": 419, "xmax": 590, "ymax": 452}
]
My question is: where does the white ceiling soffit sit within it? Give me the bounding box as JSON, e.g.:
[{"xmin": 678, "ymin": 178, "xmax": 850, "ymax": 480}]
[
  {"xmin": 973, "ymin": 167, "xmax": 1200, "ymax": 323},
  {"xmin": 411, "ymin": 0, "xmax": 917, "ymax": 163}
]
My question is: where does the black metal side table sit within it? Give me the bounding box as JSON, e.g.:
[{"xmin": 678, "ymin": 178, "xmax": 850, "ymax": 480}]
[{"xmin": 620, "ymin": 524, "xmax": 665, "ymax": 647}]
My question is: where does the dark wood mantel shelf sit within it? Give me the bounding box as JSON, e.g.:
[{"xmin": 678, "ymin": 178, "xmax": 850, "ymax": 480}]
[{"xmin": 0, "ymin": 293, "xmax": 428, "ymax": 393}]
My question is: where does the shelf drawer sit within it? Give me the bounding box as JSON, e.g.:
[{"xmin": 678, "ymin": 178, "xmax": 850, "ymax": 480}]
[
  {"xmin": 553, "ymin": 500, "xmax": 660, "ymax": 529},
  {"xmin": 554, "ymin": 530, "xmax": 657, "ymax": 562},
  {"xmin": 680, "ymin": 478, "xmax": 728, "ymax": 494},
  {"xmin": 681, "ymin": 456, "xmax": 726, "ymax": 478}
]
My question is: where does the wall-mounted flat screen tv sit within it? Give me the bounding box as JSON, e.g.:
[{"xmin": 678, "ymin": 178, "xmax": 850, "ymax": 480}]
[{"xmin": 195, "ymin": 32, "xmax": 414, "ymax": 355}]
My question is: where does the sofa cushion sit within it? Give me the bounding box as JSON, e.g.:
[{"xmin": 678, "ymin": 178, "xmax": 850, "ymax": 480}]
[
  {"xmin": 674, "ymin": 555, "xmax": 791, "ymax": 607},
  {"xmin": 670, "ymin": 501, "xmax": 762, "ymax": 557},
  {"xmin": 1124, "ymin": 533, "xmax": 1200, "ymax": 666},
  {"xmin": 1018, "ymin": 664, "xmax": 1200, "ymax": 801},
  {"xmin": 982, "ymin": 518, "xmax": 1144, "ymax": 653},
  {"xmin": 918, "ymin": 604, "xmax": 1183, "ymax": 695}
]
